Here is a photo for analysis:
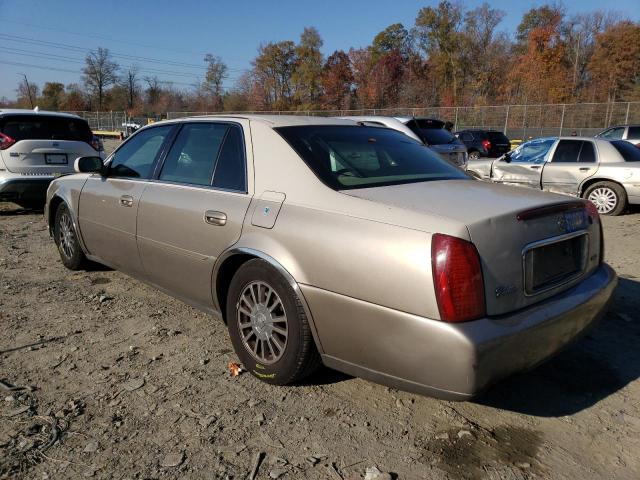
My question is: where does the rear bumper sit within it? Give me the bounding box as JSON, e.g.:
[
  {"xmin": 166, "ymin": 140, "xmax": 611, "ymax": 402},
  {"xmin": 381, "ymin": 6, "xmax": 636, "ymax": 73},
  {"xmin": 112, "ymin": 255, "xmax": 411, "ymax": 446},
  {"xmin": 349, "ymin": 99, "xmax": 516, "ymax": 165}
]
[
  {"xmin": 305, "ymin": 263, "xmax": 617, "ymax": 400},
  {"xmin": 0, "ymin": 176, "xmax": 54, "ymax": 203}
]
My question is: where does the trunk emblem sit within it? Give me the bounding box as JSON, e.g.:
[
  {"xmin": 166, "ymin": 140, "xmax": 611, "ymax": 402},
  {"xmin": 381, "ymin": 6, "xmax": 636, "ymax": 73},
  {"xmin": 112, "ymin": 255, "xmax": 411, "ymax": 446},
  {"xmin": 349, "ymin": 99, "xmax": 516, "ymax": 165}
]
[{"xmin": 495, "ymin": 285, "xmax": 517, "ymax": 298}]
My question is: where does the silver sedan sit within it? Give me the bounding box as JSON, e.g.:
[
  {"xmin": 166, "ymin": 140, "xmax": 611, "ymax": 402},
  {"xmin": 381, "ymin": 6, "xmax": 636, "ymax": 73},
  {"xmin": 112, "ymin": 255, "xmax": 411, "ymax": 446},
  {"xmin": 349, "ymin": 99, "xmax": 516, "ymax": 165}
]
[{"xmin": 467, "ymin": 136, "xmax": 640, "ymax": 215}]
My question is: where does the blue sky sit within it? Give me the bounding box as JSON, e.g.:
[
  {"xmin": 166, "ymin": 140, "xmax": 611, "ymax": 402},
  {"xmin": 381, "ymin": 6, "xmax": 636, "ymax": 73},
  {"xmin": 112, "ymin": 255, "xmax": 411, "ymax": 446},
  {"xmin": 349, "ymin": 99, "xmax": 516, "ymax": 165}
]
[{"xmin": 0, "ymin": 0, "xmax": 638, "ymax": 101}]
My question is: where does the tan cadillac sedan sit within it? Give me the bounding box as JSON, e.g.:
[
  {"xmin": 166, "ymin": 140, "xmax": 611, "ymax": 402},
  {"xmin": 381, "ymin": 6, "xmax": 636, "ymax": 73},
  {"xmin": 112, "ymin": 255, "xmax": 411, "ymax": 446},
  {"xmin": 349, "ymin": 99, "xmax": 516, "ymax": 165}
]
[{"xmin": 45, "ymin": 116, "xmax": 617, "ymax": 400}]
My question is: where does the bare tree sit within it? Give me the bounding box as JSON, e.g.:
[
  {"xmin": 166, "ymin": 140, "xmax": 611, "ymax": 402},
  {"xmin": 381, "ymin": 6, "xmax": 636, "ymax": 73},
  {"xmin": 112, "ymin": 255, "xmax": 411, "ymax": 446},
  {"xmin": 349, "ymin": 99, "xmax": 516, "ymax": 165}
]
[
  {"xmin": 122, "ymin": 65, "xmax": 140, "ymax": 110},
  {"xmin": 82, "ymin": 47, "xmax": 119, "ymax": 110}
]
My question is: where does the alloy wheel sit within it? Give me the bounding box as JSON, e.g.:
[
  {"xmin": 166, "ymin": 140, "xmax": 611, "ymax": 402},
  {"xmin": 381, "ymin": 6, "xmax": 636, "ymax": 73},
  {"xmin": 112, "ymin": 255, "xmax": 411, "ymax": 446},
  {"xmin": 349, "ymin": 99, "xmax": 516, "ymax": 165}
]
[
  {"xmin": 58, "ymin": 212, "xmax": 75, "ymax": 259},
  {"xmin": 236, "ymin": 281, "xmax": 288, "ymax": 364},
  {"xmin": 588, "ymin": 187, "xmax": 617, "ymax": 214}
]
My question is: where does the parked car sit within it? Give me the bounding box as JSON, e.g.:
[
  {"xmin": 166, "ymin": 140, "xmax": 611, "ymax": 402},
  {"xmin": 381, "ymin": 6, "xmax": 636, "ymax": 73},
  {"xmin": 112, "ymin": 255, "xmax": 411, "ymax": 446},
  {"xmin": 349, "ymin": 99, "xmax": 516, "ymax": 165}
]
[
  {"xmin": 45, "ymin": 115, "xmax": 616, "ymax": 400},
  {"xmin": 467, "ymin": 136, "xmax": 640, "ymax": 215},
  {"xmin": 340, "ymin": 116, "xmax": 468, "ymax": 169},
  {"xmin": 596, "ymin": 125, "xmax": 640, "ymax": 146},
  {"xmin": 0, "ymin": 109, "xmax": 105, "ymax": 208},
  {"xmin": 454, "ymin": 129, "xmax": 512, "ymax": 159}
]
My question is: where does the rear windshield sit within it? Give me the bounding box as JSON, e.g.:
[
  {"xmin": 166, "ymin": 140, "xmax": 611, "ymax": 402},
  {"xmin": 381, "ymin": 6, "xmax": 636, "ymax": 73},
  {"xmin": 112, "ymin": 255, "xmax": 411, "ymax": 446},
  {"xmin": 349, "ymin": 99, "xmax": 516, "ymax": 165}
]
[
  {"xmin": 487, "ymin": 131, "xmax": 510, "ymax": 143},
  {"xmin": 0, "ymin": 115, "xmax": 92, "ymax": 142},
  {"xmin": 276, "ymin": 125, "xmax": 468, "ymax": 190},
  {"xmin": 611, "ymin": 140, "xmax": 640, "ymax": 162},
  {"xmin": 416, "ymin": 128, "xmax": 457, "ymax": 144}
]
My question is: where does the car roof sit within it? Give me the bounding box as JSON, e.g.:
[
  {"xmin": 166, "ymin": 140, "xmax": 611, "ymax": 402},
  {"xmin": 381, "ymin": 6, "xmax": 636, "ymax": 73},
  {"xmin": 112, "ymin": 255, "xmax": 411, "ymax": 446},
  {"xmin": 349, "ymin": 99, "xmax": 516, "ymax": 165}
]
[
  {"xmin": 0, "ymin": 108, "xmax": 84, "ymax": 120},
  {"xmin": 159, "ymin": 114, "xmax": 358, "ymax": 128}
]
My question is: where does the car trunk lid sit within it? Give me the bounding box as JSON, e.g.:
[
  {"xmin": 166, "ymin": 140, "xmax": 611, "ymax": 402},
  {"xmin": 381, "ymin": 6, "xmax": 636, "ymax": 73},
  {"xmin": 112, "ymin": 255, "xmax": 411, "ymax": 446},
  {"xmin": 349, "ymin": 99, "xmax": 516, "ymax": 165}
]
[{"xmin": 344, "ymin": 179, "xmax": 602, "ymax": 316}]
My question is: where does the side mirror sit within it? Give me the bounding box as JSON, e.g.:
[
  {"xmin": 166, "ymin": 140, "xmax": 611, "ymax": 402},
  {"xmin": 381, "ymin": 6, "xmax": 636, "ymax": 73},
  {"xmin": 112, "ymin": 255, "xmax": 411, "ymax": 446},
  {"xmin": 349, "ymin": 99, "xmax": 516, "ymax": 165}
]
[
  {"xmin": 74, "ymin": 156, "xmax": 104, "ymax": 174},
  {"xmin": 502, "ymin": 153, "xmax": 512, "ymax": 163}
]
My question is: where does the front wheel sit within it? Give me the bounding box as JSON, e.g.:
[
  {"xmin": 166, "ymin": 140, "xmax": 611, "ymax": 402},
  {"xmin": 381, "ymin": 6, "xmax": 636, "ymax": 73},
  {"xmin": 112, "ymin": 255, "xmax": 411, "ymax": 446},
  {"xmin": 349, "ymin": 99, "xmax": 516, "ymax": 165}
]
[
  {"xmin": 226, "ymin": 259, "xmax": 321, "ymax": 385},
  {"xmin": 468, "ymin": 150, "xmax": 480, "ymax": 160},
  {"xmin": 54, "ymin": 203, "xmax": 87, "ymax": 270},
  {"xmin": 583, "ymin": 181, "xmax": 627, "ymax": 216}
]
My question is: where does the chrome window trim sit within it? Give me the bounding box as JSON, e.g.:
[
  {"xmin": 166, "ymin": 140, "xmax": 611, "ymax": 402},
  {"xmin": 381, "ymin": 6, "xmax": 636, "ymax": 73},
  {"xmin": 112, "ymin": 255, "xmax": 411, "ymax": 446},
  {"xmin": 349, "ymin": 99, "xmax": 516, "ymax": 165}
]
[
  {"xmin": 521, "ymin": 230, "xmax": 590, "ymax": 297},
  {"xmin": 153, "ymin": 120, "xmax": 248, "ymax": 193}
]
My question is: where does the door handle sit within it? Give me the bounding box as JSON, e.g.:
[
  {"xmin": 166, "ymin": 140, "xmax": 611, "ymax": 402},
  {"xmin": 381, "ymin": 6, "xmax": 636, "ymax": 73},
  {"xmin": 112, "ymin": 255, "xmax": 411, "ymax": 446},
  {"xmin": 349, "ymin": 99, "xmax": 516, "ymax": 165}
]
[
  {"xmin": 119, "ymin": 195, "xmax": 134, "ymax": 207},
  {"xmin": 530, "ymin": 165, "xmax": 541, "ymax": 169},
  {"xmin": 204, "ymin": 210, "xmax": 227, "ymax": 226},
  {"xmin": 579, "ymin": 167, "xmax": 591, "ymax": 172}
]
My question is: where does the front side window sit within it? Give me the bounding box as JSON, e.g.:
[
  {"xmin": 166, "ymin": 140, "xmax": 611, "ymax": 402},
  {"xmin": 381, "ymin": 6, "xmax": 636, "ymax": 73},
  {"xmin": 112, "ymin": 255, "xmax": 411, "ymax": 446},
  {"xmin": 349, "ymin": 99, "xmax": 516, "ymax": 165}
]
[
  {"xmin": 276, "ymin": 125, "xmax": 467, "ymax": 190},
  {"xmin": 212, "ymin": 125, "xmax": 246, "ymax": 191},
  {"xmin": 109, "ymin": 125, "xmax": 173, "ymax": 179},
  {"xmin": 510, "ymin": 138, "xmax": 555, "ymax": 163},
  {"xmin": 159, "ymin": 123, "xmax": 229, "ymax": 186}
]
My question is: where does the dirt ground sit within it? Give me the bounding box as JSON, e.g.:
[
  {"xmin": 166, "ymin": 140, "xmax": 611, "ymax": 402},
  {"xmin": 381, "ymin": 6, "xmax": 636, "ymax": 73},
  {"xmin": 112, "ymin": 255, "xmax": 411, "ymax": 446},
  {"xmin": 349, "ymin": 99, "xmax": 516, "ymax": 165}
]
[{"xmin": 1, "ymin": 183, "xmax": 640, "ymax": 479}]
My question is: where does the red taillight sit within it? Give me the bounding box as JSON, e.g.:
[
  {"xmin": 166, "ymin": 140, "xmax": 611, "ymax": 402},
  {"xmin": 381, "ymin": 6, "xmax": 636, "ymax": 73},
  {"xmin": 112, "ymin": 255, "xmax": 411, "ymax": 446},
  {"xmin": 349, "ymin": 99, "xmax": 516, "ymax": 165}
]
[
  {"xmin": 89, "ymin": 135, "xmax": 104, "ymax": 152},
  {"xmin": 0, "ymin": 132, "xmax": 16, "ymax": 150},
  {"xmin": 431, "ymin": 234, "xmax": 486, "ymax": 323},
  {"xmin": 482, "ymin": 139, "xmax": 491, "ymax": 150},
  {"xmin": 584, "ymin": 201, "xmax": 604, "ymax": 264}
]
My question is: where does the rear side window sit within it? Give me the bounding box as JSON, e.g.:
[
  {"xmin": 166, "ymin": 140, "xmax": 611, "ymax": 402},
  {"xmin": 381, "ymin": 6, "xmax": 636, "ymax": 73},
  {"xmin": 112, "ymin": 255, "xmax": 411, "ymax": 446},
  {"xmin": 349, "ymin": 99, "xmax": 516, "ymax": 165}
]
[
  {"xmin": 160, "ymin": 123, "xmax": 228, "ymax": 186},
  {"xmin": 611, "ymin": 140, "xmax": 640, "ymax": 162},
  {"xmin": 0, "ymin": 115, "xmax": 92, "ymax": 142},
  {"xmin": 460, "ymin": 132, "xmax": 473, "ymax": 142},
  {"xmin": 552, "ymin": 140, "xmax": 596, "ymax": 163},
  {"xmin": 109, "ymin": 125, "xmax": 173, "ymax": 179},
  {"xmin": 212, "ymin": 125, "xmax": 246, "ymax": 191},
  {"xmin": 578, "ymin": 142, "xmax": 596, "ymax": 163},
  {"xmin": 628, "ymin": 126, "xmax": 640, "ymax": 138}
]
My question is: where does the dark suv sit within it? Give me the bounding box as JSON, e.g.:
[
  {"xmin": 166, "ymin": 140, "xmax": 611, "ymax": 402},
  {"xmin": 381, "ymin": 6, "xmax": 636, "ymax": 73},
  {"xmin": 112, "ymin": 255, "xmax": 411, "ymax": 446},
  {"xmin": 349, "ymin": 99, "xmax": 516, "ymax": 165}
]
[{"xmin": 455, "ymin": 130, "xmax": 511, "ymax": 159}]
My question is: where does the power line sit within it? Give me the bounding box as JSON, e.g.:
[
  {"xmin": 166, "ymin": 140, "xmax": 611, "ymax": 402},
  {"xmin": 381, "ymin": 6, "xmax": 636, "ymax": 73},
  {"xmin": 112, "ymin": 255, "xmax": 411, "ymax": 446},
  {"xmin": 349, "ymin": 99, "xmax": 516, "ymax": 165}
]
[
  {"xmin": 0, "ymin": 33, "xmax": 250, "ymax": 73},
  {"xmin": 2, "ymin": 17, "xmax": 251, "ymax": 63},
  {"xmin": 2, "ymin": 48, "xmax": 244, "ymax": 83}
]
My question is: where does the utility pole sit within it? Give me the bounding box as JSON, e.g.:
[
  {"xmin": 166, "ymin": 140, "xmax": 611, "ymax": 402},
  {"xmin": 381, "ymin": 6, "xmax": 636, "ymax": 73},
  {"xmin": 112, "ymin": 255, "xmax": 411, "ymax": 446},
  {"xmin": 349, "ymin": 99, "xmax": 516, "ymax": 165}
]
[{"xmin": 18, "ymin": 73, "xmax": 34, "ymax": 108}]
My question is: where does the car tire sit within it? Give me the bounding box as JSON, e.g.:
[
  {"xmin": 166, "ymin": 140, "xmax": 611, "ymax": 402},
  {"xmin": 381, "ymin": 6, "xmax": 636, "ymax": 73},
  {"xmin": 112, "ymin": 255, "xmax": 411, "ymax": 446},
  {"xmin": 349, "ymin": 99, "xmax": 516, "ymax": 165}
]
[
  {"xmin": 468, "ymin": 150, "xmax": 480, "ymax": 160},
  {"xmin": 583, "ymin": 181, "xmax": 627, "ymax": 216},
  {"xmin": 226, "ymin": 258, "xmax": 321, "ymax": 385},
  {"xmin": 54, "ymin": 203, "xmax": 87, "ymax": 270}
]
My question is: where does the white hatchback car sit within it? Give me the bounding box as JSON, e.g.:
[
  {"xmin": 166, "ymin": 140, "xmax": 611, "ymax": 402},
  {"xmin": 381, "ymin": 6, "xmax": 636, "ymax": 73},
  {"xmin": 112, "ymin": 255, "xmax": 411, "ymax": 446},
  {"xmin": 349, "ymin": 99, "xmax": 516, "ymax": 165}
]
[{"xmin": 0, "ymin": 109, "xmax": 105, "ymax": 208}]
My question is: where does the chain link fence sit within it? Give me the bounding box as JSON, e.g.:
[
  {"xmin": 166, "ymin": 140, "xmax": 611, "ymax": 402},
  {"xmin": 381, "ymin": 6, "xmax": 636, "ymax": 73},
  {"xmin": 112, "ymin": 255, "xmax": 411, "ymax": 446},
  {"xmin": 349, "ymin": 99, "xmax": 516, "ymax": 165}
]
[
  {"xmin": 74, "ymin": 102, "xmax": 639, "ymax": 139},
  {"xmin": 62, "ymin": 111, "xmax": 128, "ymax": 132},
  {"xmin": 168, "ymin": 102, "xmax": 640, "ymax": 140}
]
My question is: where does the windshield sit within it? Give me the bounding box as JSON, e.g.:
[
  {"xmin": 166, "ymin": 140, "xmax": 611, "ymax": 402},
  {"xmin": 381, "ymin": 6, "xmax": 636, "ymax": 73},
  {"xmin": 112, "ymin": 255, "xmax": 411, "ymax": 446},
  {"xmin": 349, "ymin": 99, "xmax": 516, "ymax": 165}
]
[
  {"xmin": 510, "ymin": 138, "xmax": 556, "ymax": 163},
  {"xmin": 276, "ymin": 125, "xmax": 468, "ymax": 190},
  {"xmin": 0, "ymin": 115, "xmax": 92, "ymax": 142}
]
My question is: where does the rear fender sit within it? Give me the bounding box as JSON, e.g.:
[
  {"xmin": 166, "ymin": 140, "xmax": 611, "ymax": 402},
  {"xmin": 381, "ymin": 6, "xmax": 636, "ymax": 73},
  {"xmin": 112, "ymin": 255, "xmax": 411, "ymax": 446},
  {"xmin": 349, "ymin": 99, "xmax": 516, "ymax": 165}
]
[{"xmin": 213, "ymin": 242, "xmax": 325, "ymax": 354}]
